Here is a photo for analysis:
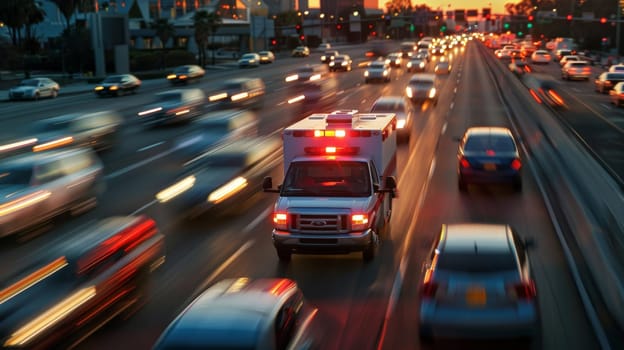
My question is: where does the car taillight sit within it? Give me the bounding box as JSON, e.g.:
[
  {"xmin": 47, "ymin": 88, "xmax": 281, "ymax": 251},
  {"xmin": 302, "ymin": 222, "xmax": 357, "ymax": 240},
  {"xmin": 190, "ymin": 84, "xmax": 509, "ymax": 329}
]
[
  {"xmin": 459, "ymin": 156, "xmax": 470, "ymax": 168},
  {"xmin": 511, "ymin": 158, "xmax": 522, "ymax": 170},
  {"xmin": 420, "ymin": 281, "xmax": 438, "ymax": 298},
  {"xmin": 510, "ymin": 280, "xmax": 536, "ymax": 300},
  {"xmin": 273, "ymin": 212, "xmax": 288, "ymax": 229}
]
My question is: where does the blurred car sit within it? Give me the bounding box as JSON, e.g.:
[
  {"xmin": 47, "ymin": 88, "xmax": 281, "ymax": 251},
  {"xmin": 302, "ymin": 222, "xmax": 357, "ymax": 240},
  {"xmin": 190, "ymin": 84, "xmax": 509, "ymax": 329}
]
[
  {"xmin": 156, "ymin": 135, "xmax": 281, "ymax": 218},
  {"xmin": 172, "ymin": 109, "xmax": 259, "ymax": 166},
  {"xmin": 520, "ymin": 44, "xmax": 537, "ymax": 57},
  {"xmin": 370, "ymin": 95, "xmax": 414, "ymax": 142},
  {"xmin": 508, "ymin": 60, "xmax": 531, "ymax": 76},
  {"xmin": 284, "ymin": 64, "xmax": 329, "ymax": 83},
  {"xmin": 329, "ymin": 54, "xmax": 352, "ymax": 72},
  {"xmin": 0, "ymin": 215, "xmax": 165, "ymax": 349},
  {"xmin": 609, "ymin": 81, "xmax": 624, "ymax": 106},
  {"xmin": 364, "ymin": 60, "xmax": 391, "ymax": 83},
  {"xmin": 292, "ymin": 45, "xmax": 310, "ymax": 57},
  {"xmin": 431, "ymin": 45, "xmax": 445, "ymax": 56},
  {"xmin": 530, "ymin": 49, "xmax": 551, "ymax": 64},
  {"xmin": 238, "ymin": 53, "xmax": 260, "ymax": 68},
  {"xmin": 406, "ymin": 57, "xmax": 427, "ymax": 73},
  {"xmin": 94, "ymin": 74, "xmax": 141, "ymax": 97},
  {"xmin": 417, "ymin": 48, "xmax": 431, "ymax": 61},
  {"xmin": 153, "ymin": 278, "xmax": 322, "ymax": 350},
  {"xmin": 406, "ymin": 73, "xmax": 438, "ymax": 105},
  {"xmin": 206, "ymin": 77, "xmax": 265, "ymax": 110},
  {"xmin": 8, "ymin": 77, "xmax": 60, "ymax": 101},
  {"xmin": 386, "ymin": 52, "xmax": 403, "ymax": 67},
  {"xmin": 495, "ymin": 49, "xmax": 511, "ymax": 60},
  {"xmin": 291, "ymin": 73, "xmax": 338, "ymax": 113},
  {"xmin": 137, "ymin": 88, "xmax": 206, "ymax": 126},
  {"xmin": 608, "ymin": 64, "xmax": 624, "ymax": 73},
  {"xmin": 419, "ymin": 223, "xmax": 538, "ymax": 342},
  {"xmin": 258, "ymin": 50, "xmax": 275, "ymax": 63},
  {"xmin": 321, "ymin": 50, "xmax": 339, "ymax": 64},
  {"xmin": 0, "ymin": 147, "xmax": 103, "ymax": 238},
  {"xmin": 524, "ymin": 73, "xmax": 567, "ymax": 109},
  {"xmin": 594, "ymin": 72, "xmax": 624, "ymax": 93},
  {"xmin": 555, "ymin": 49, "xmax": 573, "ymax": 61},
  {"xmin": 561, "ymin": 61, "xmax": 591, "ymax": 80},
  {"xmin": 559, "ymin": 55, "xmax": 580, "ymax": 66},
  {"xmin": 32, "ymin": 111, "xmax": 123, "ymax": 152},
  {"xmin": 434, "ymin": 59, "xmax": 451, "ymax": 74},
  {"xmin": 319, "ymin": 42, "xmax": 331, "ymax": 50},
  {"xmin": 457, "ymin": 127, "xmax": 522, "ymax": 192},
  {"xmin": 166, "ymin": 64, "xmax": 205, "ymax": 84}
]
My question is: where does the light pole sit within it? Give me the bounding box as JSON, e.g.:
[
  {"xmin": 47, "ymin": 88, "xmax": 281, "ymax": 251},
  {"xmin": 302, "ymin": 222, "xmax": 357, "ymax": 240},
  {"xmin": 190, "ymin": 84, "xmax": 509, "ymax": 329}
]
[{"xmin": 617, "ymin": 1, "xmax": 622, "ymax": 55}]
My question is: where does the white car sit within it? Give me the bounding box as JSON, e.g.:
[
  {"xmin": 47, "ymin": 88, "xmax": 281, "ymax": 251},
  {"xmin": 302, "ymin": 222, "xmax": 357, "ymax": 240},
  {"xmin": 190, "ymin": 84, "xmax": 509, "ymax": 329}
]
[
  {"xmin": 608, "ymin": 64, "xmax": 624, "ymax": 73},
  {"xmin": 258, "ymin": 50, "xmax": 275, "ymax": 63},
  {"xmin": 364, "ymin": 60, "xmax": 391, "ymax": 83},
  {"xmin": 531, "ymin": 50, "xmax": 551, "ymax": 64},
  {"xmin": 9, "ymin": 77, "xmax": 60, "ymax": 100},
  {"xmin": 238, "ymin": 53, "xmax": 260, "ymax": 68},
  {"xmin": 559, "ymin": 55, "xmax": 580, "ymax": 66}
]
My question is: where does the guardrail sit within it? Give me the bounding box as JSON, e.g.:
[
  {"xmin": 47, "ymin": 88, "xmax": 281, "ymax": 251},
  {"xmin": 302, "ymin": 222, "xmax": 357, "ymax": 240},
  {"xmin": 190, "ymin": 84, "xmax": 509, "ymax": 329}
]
[{"xmin": 477, "ymin": 42, "xmax": 624, "ymax": 344}]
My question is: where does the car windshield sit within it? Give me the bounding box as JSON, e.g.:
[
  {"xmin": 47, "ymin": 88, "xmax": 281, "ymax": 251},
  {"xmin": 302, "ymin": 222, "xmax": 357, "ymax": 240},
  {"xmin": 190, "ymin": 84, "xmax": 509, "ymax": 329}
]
[
  {"xmin": 282, "ymin": 161, "xmax": 371, "ymax": 197},
  {"xmin": 103, "ymin": 76, "xmax": 124, "ymax": 83},
  {"xmin": 464, "ymin": 134, "xmax": 516, "ymax": 152},
  {"xmin": 437, "ymin": 251, "xmax": 517, "ymax": 273},
  {"xmin": 20, "ymin": 79, "xmax": 40, "ymax": 86},
  {"xmin": 242, "ymin": 54, "xmax": 255, "ymax": 59},
  {"xmin": 0, "ymin": 167, "xmax": 32, "ymax": 185},
  {"xmin": 173, "ymin": 67, "xmax": 191, "ymax": 73},
  {"xmin": 156, "ymin": 92, "xmax": 182, "ymax": 102},
  {"xmin": 370, "ymin": 63, "xmax": 385, "ymax": 69}
]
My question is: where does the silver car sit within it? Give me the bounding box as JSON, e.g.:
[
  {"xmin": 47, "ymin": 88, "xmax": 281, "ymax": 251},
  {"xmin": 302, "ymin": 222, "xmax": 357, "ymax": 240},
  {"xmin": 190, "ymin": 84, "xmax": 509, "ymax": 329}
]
[
  {"xmin": 364, "ymin": 60, "xmax": 391, "ymax": 83},
  {"xmin": 370, "ymin": 96, "xmax": 414, "ymax": 142},
  {"xmin": 8, "ymin": 77, "xmax": 60, "ymax": 100},
  {"xmin": 419, "ymin": 223, "xmax": 538, "ymax": 342},
  {"xmin": 238, "ymin": 53, "xmax": 261, "ymax": 68},
  {"xmin": 153, "ymin": 278, "xmax": 323, "ymax": 350},
  {"xmin": 0, "ymin": 148, "xmax": 103, "ymax": 238},
  {"xmin": 406, "ymin": 73, "xmax": 438, "ymax": 105}
]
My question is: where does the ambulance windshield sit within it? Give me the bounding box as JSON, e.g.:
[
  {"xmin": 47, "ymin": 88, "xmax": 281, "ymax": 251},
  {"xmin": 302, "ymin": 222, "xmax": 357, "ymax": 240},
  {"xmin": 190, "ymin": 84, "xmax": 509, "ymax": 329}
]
[{"xmin": 282, "ymin": 161, "xmax": 371, "ymax": 197}]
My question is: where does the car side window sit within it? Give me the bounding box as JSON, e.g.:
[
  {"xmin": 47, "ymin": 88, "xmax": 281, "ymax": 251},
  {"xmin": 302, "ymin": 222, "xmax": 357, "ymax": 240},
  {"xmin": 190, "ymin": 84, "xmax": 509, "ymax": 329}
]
[
  {"xmin": 35, "ymin": 160, "xmax": 64, "ymax": 183},
  {"xmin": 275, "ymin": 290, "xmax": 304, "ymax": 350},
  {"xmin": 369, "ymin": 161, "xmax": 380, "ymax": 188}
]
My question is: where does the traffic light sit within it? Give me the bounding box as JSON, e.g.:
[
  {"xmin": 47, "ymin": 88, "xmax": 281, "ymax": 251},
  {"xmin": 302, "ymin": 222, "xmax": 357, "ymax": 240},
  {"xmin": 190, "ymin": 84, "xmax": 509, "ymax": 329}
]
[
  {"xmin": 368, "ymin": 23, "xmax": 373, "ymax": 30},
  {"xmin": 270, "ymin": 38, "xmax": 277, "ymax": 46},
  {"xmin": 600, "ymin": 17, "xmax": 607, "ymax": 24},
  {"xmin": 336, "ymin": 23, "xmax": 342, "ymax": 30},
  {"xmin": 440, "ymin": 25, "xmax": 447, "ymax": 32},
  {"xmin": 566, "ymin": 14, "xmax": 573, "ymax": 21},
  {"xmin": 528, "ymin": 15, "xmax": 534, "ymax": 21},
  {"xmin": 409, "ymin": 23, "xmax": 415, "ymax": 32},
  {"xmin": 527, "ymin": 22, "xmax": 533, "ymax": 29},
  {"xmin": 503, "ymin": 22, "xmax": 510, "ymax": 29},
  {"xmin": 295, "ymin": 24, "xmax": 302, "ymax": 33},
  {"xmin": 299, "ymin": 35, "xmax": 305, "ymax": 42}
]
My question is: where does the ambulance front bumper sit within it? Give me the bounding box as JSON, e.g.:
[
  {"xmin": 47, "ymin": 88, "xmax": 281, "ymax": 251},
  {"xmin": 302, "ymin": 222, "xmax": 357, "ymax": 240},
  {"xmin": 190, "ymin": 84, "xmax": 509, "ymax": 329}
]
[{"xmin": 272, "ymin": 228, "xmax": 373, "ymax": 254}]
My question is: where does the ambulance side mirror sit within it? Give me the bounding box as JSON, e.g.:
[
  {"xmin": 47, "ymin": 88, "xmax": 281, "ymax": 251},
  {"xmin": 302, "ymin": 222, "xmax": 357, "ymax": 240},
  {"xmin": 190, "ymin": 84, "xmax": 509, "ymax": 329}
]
[
  {"xmin": 380, "ymin": 176, "xmax": 397, "ymax": 198},
  {"xmin": 262, "ymin": 176, "xmax": 280, "ymax": 193}
]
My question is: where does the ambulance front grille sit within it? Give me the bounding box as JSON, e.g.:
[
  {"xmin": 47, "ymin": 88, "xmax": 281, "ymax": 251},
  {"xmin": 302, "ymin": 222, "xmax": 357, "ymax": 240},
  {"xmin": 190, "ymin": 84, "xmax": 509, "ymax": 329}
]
[{"xmin": 291, "ymin": 214, "xmax": 349, "ymax": 233}]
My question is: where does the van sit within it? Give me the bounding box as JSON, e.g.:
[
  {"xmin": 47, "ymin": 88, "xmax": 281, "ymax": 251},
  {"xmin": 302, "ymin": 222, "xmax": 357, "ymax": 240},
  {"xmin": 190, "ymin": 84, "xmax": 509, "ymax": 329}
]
[{"xmin": 0, "ymin": 148, "xmax": 103, "ymax": 237}]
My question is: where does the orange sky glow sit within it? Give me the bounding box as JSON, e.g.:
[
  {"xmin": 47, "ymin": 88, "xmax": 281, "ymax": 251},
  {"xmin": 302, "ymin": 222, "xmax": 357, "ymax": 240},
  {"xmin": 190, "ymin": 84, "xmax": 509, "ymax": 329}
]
[{"xmin": 377, "ymin": 1, "xmax": 509, "ymax": 15}]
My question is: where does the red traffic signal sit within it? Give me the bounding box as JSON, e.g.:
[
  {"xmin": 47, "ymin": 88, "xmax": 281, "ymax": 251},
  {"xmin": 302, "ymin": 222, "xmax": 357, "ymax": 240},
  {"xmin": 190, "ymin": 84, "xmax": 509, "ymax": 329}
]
[
  {"xmin": 528, "ymin": 15, "xmax": 534, "ymax": 21},
  {"xmin": 295, "ymin": 24, "xmax": 302, "ymax": 31},
  {"xmin": 299, "ymin": 35, "xmax": 305, "ymax": 41},
  {"xmin": 336, "ymin": 24, "xmax": 342, "ymax": 30},
  {"xmin": 600, "ymin": 17, "xmax": 607, "ymax": 24},
  {"xmin": 271, "ymin": 39, "xmax": 277, "ymax": 46},
  {"xmin": 566, "ymin": 14, "xmax": 573, "ymax": 21},
  {"xmin": 485, "ymin": 14, "xmax": 491, "ymax": 20}
]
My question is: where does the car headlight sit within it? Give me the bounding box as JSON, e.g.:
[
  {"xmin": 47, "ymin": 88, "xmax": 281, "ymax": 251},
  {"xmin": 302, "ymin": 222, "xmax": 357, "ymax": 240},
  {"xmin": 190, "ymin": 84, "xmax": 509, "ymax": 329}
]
[
  {"xmin": 94, "ymin": 86, "xmax": 104, "ymax": 91},
  {"xmin": 351, "ymin": 214, "xmax": 369, "ymax": 231},
  {"xmin": 419, "ymin": 62, "xmax": 425, "ymax": 68},
  {"xmin": 364, "ymin": 71, "xmax": 370, "ymax": 77},
  {"xmin": 428, "ymin": 88, "xmax": 437, "ymax": 98},
  {"xmin": 321, "ymin": 55, "xmax": 327, "ymax": 60},
  {"xmin": 395, "ymin": 59, "xmax": 400, "ymax": 65},
  {"xmin": 341, "ymin": 61, "xmax": 347, "ymax": 66},
  {"xmin": 383, "ymin": 70, "xmax": 388, "ymax": 76},
  {"xmin": 407, "ymin": 62, "xmax": 413, "ymax": 68},
  {"xmin": 110, "ymin": 85, "xmax": 119, "ymax": 91},
  {"xmin": 329, "ymin": 62, "xmax": 335, "ymax": 66},
  {"xmin": 406, "ymin": 87, "xmax": 413, "ymax": 98}
]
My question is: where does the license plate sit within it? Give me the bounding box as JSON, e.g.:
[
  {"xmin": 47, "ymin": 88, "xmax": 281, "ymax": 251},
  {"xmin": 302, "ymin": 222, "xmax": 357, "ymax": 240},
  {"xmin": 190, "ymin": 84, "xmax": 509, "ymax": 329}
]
[
  {"xmin": 483, "ymin": 163, "xmax": 497, "ymax": 171},
  {"xmin": 466, "ymin": 286, "xmax": 487, "ymax": 307}
]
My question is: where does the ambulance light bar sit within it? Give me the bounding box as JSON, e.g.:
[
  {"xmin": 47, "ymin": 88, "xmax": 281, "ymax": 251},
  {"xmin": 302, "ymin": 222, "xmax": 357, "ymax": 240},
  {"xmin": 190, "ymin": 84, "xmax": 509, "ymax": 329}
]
[
  {"xmin": 304, "ymin": 146, "xmax": 359, "ymax": 155},
  {"xmin": 292, "ymin": 130, "xmax": 372, "ymax": 137}
]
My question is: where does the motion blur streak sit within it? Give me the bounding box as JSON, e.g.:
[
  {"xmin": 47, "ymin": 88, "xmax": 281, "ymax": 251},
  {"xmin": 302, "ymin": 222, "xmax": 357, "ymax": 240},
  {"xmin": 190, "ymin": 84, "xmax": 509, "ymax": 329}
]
[
  {"xmin": 0, "ymin": 190, "xmax": 51, "ymax": 217},
  {"xmin": 0, "ymin": 138, "xmax": 38, "ymax": 152},
  {"xmin": 225, "ymin": 277, "xmax": 249, "ymax": 293},
  {"xmin": 32, "ymin": 136, "xmax": 73, "ymax": 152},
  {"xmin": 5, "ymin": 286, "xmax": 97, "ymax": 347},
  {"xmin": 0, "ymin": 256, "xmax": 68, "ymax": 305},
  {"xmin": 138, "ymin": 107, "xmax": 163, "ymax": 116},
  {"xmin": 288, "ymin": 95, "xmax": 305, "ymax": 104},
  {"xmin": 285, "ymin": 74, "xmax": 298, "ymax": 82},
  {"xmin": 230, "ymin": 92, "xmax": 249, "ymax": 102},
  {"xmin": 207, "ymin": 176, "xmax": 248, "ymax": 203},
  {"xmin": 208, "ymin": 92, "xmax": 228, "ymax": 101},
  {"xmin": 156, "ymin": 176, "xmax": 196, "ymax": 203},
  {"xmin": 529, "ymin": 89, "xmax": 542, "ymax": 104}
]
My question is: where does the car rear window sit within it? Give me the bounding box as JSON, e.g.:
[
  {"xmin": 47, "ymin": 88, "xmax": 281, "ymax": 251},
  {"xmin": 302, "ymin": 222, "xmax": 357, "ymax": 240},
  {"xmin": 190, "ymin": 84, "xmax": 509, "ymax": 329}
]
[
  {"xmin": 437, "ymin": 251, "xmax": 516, "ymax": 273},
  {"xmin": 464, "ymin": 134, "xmax": 516, "ymax": 152},
  {"xmin": 0, "ymin": 167, "xmax": 32, "ymax": 185},
  {"xmin": 608, "ymin": 73, "xmax": 624, "ymax": 79},
  {"xmin": 570, "ymin": 62, "xmax": 587, "ymax": 67}
]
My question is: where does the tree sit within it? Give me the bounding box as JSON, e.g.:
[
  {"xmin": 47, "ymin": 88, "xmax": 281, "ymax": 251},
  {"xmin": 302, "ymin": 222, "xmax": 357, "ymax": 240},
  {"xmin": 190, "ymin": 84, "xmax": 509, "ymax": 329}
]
[
  {"xmin": 0, "ymin": 0, "xmax": 36, "ymax": 46},
  {"xmin": 49, "ymin": 0, "xmax": 79, "ymax": 30},
  {"xmin": 194, "ymin": 10, "xmax": 222, "ymax": 66},
  {"xmin": 23, "ymin": 1, "xmax": 46, "ymax": 51},
  {"xmin": 152, "ymin": 18, "xmax": 175, "ymax": 68}
]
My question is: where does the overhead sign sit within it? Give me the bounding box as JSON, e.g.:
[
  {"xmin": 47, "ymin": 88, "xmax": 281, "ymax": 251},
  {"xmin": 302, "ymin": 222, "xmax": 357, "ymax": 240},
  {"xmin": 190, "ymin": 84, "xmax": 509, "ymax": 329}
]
[{"xmin": 467, "ymin": 9, "xmax": 478, "ymax": 17}]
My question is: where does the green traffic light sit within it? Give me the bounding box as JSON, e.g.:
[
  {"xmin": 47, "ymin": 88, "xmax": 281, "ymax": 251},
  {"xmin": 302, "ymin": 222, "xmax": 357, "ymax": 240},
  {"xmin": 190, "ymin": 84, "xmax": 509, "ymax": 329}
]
[
  {"xmin": 517, "ymin": 31, "xmax": 524, "ymax": 36},
  {"xmin": 441, "ymin": 25, "xmax": 447, "ymax": 32},
  {"xmin": 527, "ymin": 23, "xmax": 533, "ymax": 29},
  {"xmin": 410, "ymin": 24, "xmax": 415, "ymax": 32},
  {"xmin": 504, "ymin": 23, "xmax": 510, "ymax": 29}
]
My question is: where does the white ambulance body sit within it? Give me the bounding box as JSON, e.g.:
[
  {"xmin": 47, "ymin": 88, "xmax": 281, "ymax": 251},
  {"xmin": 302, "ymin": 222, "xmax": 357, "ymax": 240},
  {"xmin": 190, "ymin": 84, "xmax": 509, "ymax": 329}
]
[{"xmin": 263, "ymin": 111, "xmax": 398, "ymax": 262}]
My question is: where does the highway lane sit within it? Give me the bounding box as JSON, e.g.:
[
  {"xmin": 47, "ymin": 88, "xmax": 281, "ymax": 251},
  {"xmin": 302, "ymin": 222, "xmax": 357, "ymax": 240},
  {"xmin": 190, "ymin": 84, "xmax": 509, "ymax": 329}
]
[{"xmin": 0, "ymin": 40, "xmax": 608, "ymax": 350}]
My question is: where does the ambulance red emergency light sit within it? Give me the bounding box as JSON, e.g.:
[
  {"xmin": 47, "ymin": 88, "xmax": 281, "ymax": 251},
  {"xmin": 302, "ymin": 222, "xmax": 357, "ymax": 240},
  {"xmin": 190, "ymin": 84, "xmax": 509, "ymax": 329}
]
[{"xmin": 263, "ymin": 111, "xmax": 398, "ymax": 262}]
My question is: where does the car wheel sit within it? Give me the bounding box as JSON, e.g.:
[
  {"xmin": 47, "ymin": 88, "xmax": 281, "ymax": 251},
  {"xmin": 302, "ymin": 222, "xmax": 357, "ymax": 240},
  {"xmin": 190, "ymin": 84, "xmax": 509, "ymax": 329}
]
[
  {"xmin": 51, "ymin": 89, "xmax": 58, "ymax": 98},
  {"xmin": 276, "ymin": 248, "xmax": 291, "ymax": 262},
  {"xmin": 34, "ymin": 92, "xmax": 40, "ymax": 100}
]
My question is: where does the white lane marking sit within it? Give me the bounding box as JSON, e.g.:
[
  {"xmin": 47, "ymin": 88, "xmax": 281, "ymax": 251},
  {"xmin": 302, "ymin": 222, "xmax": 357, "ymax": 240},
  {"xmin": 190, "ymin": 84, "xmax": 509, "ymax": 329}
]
[
  {"xmin": 441, "ymin": 122, "xmax": 448, "ymax": 135},
  {"xmin": 453, "ymin": 87, "xmax": 457, "ymax": 94},
  {"xmin": 450, "ymin": 102, "xmax": 454, "ymax": 110},
  {"xmin": 600, "ymin": 103, "xmax": 612, "ymax": 110},
  {"xmin": 137, "ymin": 141, "xmax": 164, "ymax": 152},
  {"xmin": 243, "ymin": 206, "xmax": 272, "ymax": 233},
  {"xmin": 377, "ymin": 156, "xmax": 436, "ymax": 350},
  {"xmin": 131, "ymin": 199, "xmax": 156, "ymax": 215},
  {"xmin": 361, "ymin": 99, "xmax": 367, "ymax": 104},
  {"xmin": 277, "ymin": 101, "xmax": 285, "ymax": 106},
  {"xmin": 194, "ymin": 240, "xmax": 255, "ymax": 294}
]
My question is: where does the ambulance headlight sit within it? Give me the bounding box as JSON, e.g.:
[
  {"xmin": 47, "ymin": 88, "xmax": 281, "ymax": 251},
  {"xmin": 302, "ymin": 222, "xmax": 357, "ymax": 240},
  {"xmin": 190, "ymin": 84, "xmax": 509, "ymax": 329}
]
[
  {"xmin": 383, "ymin": 70, "xmax": 388, "ymax": 76},
  {"xmin": 351, "ymin": 214, "xmax": 369, "ymax": 231},
  {"xmin": 428, "ymin": 88, "xmax": 437, "ymax": 99},
  {"xmin": 329, "ymin": 61, "xmax": 335, "ymax": 67},
  {"xmin": 406, "ymin": 87, "xmax": 413, "ymax": 98},
  {"xmin": 364, "ymin": 71, "xmax": 370, "ymax": 77},
  {"xmin": 397, "ymin": 119, "xmax": 406, "ymax": 129}
]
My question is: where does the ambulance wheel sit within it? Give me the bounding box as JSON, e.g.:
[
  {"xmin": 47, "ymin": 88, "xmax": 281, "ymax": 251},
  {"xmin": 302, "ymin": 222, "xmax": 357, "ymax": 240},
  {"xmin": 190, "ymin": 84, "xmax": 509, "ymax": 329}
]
[
  {"xmin": 362, "ymin": 235, "xmax": 378, "ymax": 262},
  {"xmin": 276, "ymin": 248, "xmax": 291, "ymax": 262}
]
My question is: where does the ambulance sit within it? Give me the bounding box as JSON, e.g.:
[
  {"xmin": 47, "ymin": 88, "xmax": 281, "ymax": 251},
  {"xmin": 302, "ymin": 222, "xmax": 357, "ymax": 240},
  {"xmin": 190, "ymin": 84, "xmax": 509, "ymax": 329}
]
[{"xmin": 263, "ymin": 111, "xmax": 398, "ymax": 262}]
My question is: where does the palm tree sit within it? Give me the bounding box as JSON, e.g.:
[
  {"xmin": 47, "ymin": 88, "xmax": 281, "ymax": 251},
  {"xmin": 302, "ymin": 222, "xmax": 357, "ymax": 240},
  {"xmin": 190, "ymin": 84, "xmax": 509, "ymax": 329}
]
[
  {"xmin": 152, "ymin": 18, "xmax": 176, "ymax": 68},
  {"xmin": 0, "ymin": 0, "xmax": 37, "ymax": 46},
  {"xmin": 194, "ymin": 10, "xmax": 222, "ymax": 66}
]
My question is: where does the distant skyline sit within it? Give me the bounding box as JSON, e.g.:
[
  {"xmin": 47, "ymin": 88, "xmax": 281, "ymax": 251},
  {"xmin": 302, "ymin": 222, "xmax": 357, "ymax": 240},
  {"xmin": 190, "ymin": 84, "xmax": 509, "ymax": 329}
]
[{"xmin": 377, "ymin": 0, "xmax": 509, "ymax": 15}]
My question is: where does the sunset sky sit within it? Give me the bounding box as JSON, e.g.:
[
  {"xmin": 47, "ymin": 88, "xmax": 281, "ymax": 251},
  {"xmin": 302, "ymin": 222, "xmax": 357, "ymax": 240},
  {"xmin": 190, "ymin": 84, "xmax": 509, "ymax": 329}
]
[{"xmin": 377, "ymin": 0, "xmax": 509, "ymax": 15}]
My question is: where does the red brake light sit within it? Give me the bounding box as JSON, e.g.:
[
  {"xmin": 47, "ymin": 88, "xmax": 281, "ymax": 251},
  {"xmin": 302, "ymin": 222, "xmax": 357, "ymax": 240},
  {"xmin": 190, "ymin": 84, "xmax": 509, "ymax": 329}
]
[
  {"xmin": 421, "ymin": 281, "xmax": 438, "ymax": 298},
  {"xmin": 511, "ymin": 280, "xmax": 536, "ymax": 300},
  {"xmin": 486, "ymin": 149, "xmax": 496, "ymax": 156},
  {"xmin": 510, "ymin": 158, "xmax": 522, "ymax": 170},
  {"xmin": 460, "ymin": 157, "xmax": 470, "ymax": 168}
]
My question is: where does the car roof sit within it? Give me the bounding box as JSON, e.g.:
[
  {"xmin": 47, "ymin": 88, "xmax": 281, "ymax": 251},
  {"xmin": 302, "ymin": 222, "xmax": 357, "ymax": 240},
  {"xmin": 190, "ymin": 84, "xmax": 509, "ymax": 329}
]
[
  {"xmin": 409, "ymin": 73, "xmax": 436, "ymax": 82},
  {"xmin": 464, "ymin": 126, "xmax": 513, "ymax": 138},
  {"xmin": 442, "ymin": 223, "xmax": 512, "ymax": 254}
]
